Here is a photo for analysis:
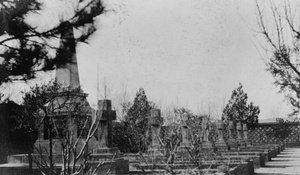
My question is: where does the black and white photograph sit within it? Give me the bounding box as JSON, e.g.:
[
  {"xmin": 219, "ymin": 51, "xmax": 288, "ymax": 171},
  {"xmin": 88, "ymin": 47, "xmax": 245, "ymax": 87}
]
[{"xmin": 0, "ymin": 0, "xmax": 299, "ymax": 174}]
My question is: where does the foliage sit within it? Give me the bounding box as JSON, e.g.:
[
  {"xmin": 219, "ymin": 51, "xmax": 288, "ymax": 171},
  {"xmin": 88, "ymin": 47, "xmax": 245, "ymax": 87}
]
[
  {"xmin": 126, "ymin": 88, "xmax": 152, "ymax": 127},
  {"xmin": 160, "ymin": 123, "xmax": 181, "ymax": 154},
  {"xmin": 20, "ymin": 81, "xmax": 101, "ymax": 175},
  {"xmin": 272, "ymin": 119, "xmax": 293, "ymax": 142},
  {"xmin": 245, "ymin": 102, "xmax": 260, "ymax": 124},
  {"xmin": 0, "ymin": 0, "xmax": 104, "ymax": 85},
  {"xmin": 5, "ymin": 100, "xmax": 38, "ymax": 151},
  {"xmin": 116, "ymin": 88, "xmax": 153, "ymax": 152},
  {"xmin": 113, "ymin": 121, "xmax": 150, "ymax": 153},
  {"xmin": 222, "ymin": 83, "xmax": 260, "ymax": 125},
  {"xmin": 0, "ymin": 100, "xmax": 39, "ymax": 164},
  {"xmin": 256, "ymin": 1, "xmax": 300, "ymax": 115}
]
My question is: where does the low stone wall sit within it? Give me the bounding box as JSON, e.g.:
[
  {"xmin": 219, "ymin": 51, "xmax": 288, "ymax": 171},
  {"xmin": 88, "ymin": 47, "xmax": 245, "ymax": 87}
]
[{"xmin": 248, "ymin": 122, "xmax": 300, "ymax": 147}]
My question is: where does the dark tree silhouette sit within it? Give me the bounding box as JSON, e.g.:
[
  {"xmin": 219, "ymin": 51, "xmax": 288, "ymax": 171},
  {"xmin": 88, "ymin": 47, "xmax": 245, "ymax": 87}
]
[
  {"xmin": 0, "ymin": 0, "xmax": 104, "ymax": 85},
  {"xmin": 223, "ymin": 83, "xmax": 260, "ymax": 125}
]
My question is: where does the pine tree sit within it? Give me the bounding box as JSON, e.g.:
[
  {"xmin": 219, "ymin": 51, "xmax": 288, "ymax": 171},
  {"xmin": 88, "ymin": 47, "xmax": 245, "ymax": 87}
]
[
  {"xmin": 126, "ymin": 88, "xmax": 152, "ymax": 128},
  {"xmin": 0, "ymin": 0, "xmax": 104, "ymax": 85},
  {"xmin": 119, "ymin": 88, "xmax": 153, "ymax": 152},
  {"xmin": 223, "ymin": 83, "xmax": 260, "ymax": 125}
]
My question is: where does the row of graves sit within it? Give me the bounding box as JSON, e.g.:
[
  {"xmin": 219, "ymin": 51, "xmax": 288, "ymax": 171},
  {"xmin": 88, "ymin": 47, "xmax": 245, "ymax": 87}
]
[
  {"xmin": 0, "ymin": 99, "xmax": 285, "ymax": 175},
  {"xmin": 125, "ymin": 109, "xmax": 284, "ymax": 175}
]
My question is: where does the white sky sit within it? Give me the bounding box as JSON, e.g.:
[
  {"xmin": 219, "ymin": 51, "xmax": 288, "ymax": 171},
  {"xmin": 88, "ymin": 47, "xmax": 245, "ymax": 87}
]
[
  {"xmin": 76, "ymin": 0, "xmax": 292, "ymax": 119},
  {"xmin": 1, "ymin": 0, "xmax": 293, "ymax": 120}
]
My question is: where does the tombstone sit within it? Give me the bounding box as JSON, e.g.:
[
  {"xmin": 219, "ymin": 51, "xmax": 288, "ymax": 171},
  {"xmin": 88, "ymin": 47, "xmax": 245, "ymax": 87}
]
[
  {"xmin": 236, "ymin": 122, "xmax": 246, "ymax": 147},
  {"xmin": 227, "ymin": 121, "xmax": 238, "ymax": 150},
  {"xmin": 147, "ymin": 109, "xmax": 164, "ymax": 155},
  {"xmin": 215, "ymin": 120, "xmax": 228, "ymax": 151},
  {"xmin": 243, "ymin": 123, "xmax": 251, "ymax": 146},
  {"xmin": 180, "ymin": 113, "xmax": 192, "ymax": 147},
  {"xmin": 201, "ymin": 116, "xmax": 213, "ymax": 151},
  {"xmin": 93, "ymin": 99, "xmax": 119, "ymax": 154},
  {"xmin": 177, "ymin": 113, "xmax": 192, "ymax": 157},
  {"xmin": 91, "ymin": 99, "xmax": 129, "ymax": 174}
]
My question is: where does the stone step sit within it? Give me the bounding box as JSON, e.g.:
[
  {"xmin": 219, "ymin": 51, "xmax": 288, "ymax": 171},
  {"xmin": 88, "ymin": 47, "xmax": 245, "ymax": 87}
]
[{"xmin": 90, "ymin": 152, "xmax": 124, "ymax": 161}]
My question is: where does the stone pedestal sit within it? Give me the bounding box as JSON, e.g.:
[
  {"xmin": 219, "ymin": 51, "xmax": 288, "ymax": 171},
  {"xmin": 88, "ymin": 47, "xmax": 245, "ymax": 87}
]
[
  {"xmin": 215, "ymin": 120, "xmax": 228, "ymax": 151},
  {"xmin": 227, "ymin": 121, "xmax": 238, "ymax": 150},
  {"xmin": 147, "ymin": 109, "xmax": 165, "ymax": 156}
]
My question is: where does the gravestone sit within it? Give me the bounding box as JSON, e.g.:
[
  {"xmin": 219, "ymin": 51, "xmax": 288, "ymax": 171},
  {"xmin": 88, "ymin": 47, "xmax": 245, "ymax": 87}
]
[
  {"xmin": 93, "ymin": 99, "xmax": 118, "ymax": 153},
  {"xmin": 237, "ymin": 122, "xmax": 246, "ymax": 147},
  {"xmin": 215, "ymin": 120, "xmax": 228, "ymax": 151},
  {"xmin": 147, "ymin": 109, "xmax": 164, "ymax": 155},
  {"xmin": 90, "ymin": 99, "xmax": 129, "ymax": 174},
  {"xmin": 201, "ymin": 116, "xmax": 213, "ymax": 151},
  {"xmin": 180, "ymin": 113, "xmax": 192, "ymax": 148},
  {"xmin": 243, "ymin": 123, "xmax": 251, "ymax": 146},
  {"xmin": 227, "ymin": 121, "xmax": 238, "ymax": 150},
  {"xmin": 177, "ymin": 113, "xmax": 192, "ymax": 157}
]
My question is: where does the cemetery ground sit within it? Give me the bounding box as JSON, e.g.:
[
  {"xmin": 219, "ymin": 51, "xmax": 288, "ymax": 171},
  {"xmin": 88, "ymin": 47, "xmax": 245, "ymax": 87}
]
[
  {"xmin": 0, "ymin": 16, "xmax": 299, "ymax": 175},
  {"xmin": 0, "ymin": 100, "xmax": 299, "ymax": 175}
]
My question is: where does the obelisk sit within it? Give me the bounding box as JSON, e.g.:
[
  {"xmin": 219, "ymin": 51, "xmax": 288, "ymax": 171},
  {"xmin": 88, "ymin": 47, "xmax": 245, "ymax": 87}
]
[{"xmin": 55, "ymin": 25, "xmax": 80, "ymax": 88}]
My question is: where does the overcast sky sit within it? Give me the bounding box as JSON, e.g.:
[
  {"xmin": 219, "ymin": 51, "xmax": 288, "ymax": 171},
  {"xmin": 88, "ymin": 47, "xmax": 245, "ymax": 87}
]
[
  {"xmin": 2, "ymin": 0, "xmax": 293, "ymax": 120},
  {"xmin": 75, "ymin": 0, "xmax": 291, "ymax": 119}
]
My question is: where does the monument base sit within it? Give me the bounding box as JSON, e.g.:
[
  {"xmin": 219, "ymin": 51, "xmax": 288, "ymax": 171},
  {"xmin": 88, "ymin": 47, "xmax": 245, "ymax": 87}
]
[
  {"xmin": 146, "ymin": 144, "xmax": 166, "ymax": 157},
  {"xmin": 201, "ymin": 142, "xmax": 214, "ymax": 152},
  {"xmin": 244, "ymin": 139, "xmax": 252, "ymax": 147},
  {"xmin": 89, "ymin": 159, "xmax": 129, "ymax": 175},
  {"xmin": 237, "ymin": 139, "xmax": 246, "ymax": 148},
  {"xmin": 90, "ymin": 147, "xmax": 129, "ymax": 174},
  {"xmin": 147, "ymin": 148, "xmax": 166, "ymax": 157},
  {"xmin": 215, "ymin": 140, "xmax": 229, "ymax": 151},
  {"xmin": 177, "ymin": 143, "xmax": 193, "ymax": 157},
  {"xmin": 228, "ymin": 139, "xmax": 239, "ymax": 150},
  {"xmin": 93, "ymin": 147, "xmax": 119, "ymax": 154}
]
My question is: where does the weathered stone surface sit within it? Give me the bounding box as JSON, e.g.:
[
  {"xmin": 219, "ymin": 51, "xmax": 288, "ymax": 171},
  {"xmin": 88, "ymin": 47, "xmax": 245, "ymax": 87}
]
[
  {"xmin": 201, "ymin": 116, "xmax": 213, "ymax": 151},
  {"xmin": 180, "ymin": 113, "xmax": 192, "ymax": 148},
  {"xmin": 96, "ymin": 99, "xmax": 116, "ymax": 149},
  {"xmin": 215, "ymin": 120, "xmax": 228, "ymax": 151},
  {"xmin": 237, "ymin": 122, "xmax": 246, "ymax": 147},
  {"xmin": 148, "ymin": 109, "xmax": 165, "ymax": 156},
  {"xmin": 55, "ymin": 26, "xmax": 80, "ymax": 88},
  {"xmin": 177, "ymin": 113, "xmax": 192, "ymax": 157},
  {"xmin": 243, "ymin": 123, "xmax": 252, "ymax": 146},
  {"xmin": 227, "ymin": 121, "xmax": 238, "ymax": 150}
]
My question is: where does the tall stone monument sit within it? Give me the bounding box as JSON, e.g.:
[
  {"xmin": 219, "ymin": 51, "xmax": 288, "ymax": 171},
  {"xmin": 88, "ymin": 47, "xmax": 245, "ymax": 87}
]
[
  {"xmin": 55, "ymin": 24, "xmax": 80, "ymax": 89},
  {"xmin": 34, "ymin": 26, "xmax": 90, "ymax": 154}
]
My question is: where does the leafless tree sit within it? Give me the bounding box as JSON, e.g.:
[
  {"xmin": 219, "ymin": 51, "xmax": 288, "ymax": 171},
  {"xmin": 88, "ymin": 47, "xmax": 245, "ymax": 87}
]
[
  {"xmin": 23, "ymin": 81, "xmax": 103, "ymax": 175},
  {"xmin": 256, "ymin": 0, "xmax": 300, "ymax": 115}
]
